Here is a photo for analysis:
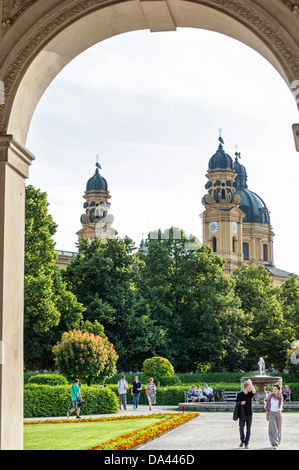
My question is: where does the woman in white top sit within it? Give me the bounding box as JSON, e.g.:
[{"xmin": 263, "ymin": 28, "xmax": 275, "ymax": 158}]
[
  {"xmin": 265, "ymin": 384, "xmax": 283, "ymax": 449},
  {"xmin": 145, "ymin": 378, "xmax": 156, "ymax": 411}
]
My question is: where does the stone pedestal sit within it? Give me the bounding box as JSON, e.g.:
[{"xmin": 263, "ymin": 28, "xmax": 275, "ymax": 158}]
[{"xmin": 242, "ymin": 376, "xmax": 282, "ymax": 405}]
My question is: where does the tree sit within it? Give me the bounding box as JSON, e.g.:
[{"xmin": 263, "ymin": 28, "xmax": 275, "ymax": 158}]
[
  {"xmin": 285, "ymin": 340, "xmax": 299, "ymax": 381},
  {"xmin": 141, "ymin": 228, "xmax": 250, "ymax": 371},
  {"xmin": 52, "ymin": 329, "xmax": 118, "ymax": 384},
  {"xmin": 62, "ymin": 236, "xmax": 165, "ymax": 370},
  {"xmin": 232, "ymin": 264, "xmax": 290, "ymax": 370},
  {"xmin": 143, "ymin": 356, "xmax": 174, "ymax": 386},
  {"xmin": 279, "ymin": 273, "xmax": 299, "ymax": 341},
  {"xmin": 24, "ymin": 185, "xmax": 84, "ymax": 369}
]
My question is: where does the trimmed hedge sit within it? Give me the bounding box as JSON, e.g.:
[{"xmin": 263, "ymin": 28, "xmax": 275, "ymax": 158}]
[
  {"xmin": 27, "ymin": 373, "xmax": 68, "ymax": 386},
  {"xmin": 24, "ymin": 384, "xmax": 118, "ymax": 418}
]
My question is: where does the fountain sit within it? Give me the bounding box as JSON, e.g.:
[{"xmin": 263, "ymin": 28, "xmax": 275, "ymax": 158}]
[{"xmin": 241, "ymin": 357, "xmax": 282, "ymax": 405}]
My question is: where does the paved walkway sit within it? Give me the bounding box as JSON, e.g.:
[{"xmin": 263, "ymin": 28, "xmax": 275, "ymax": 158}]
[{"xmin": 24, "ymin": 405, "xmax": 299, "ymax": 450}]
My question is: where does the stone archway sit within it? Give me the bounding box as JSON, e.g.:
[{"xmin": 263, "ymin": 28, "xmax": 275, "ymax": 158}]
[{"xmin": 0, "ymin": 0, "xmax": 298, "ymax": 449}]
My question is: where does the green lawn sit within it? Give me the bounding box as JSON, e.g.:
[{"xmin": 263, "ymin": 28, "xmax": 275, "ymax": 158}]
[{"xmin": 24, "ymin": 417, "xmax": 162, "ymax": 450}]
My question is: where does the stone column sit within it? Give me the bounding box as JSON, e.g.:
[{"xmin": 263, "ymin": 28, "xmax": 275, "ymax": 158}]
[{"xmin": 0, "ymin": 135, "xmax": 34, "ymax": 450}]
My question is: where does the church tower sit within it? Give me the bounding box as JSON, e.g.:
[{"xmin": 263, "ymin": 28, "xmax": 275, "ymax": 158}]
[
  {"xmin": 76, "ymin": 157, "xmax": 117, "ymax": 242},
  {"xmin": 201, "ymin": 133, "xmax": 275, "ymax": 275},
  {"xmin": 201, "ymin": 133, "xmax": 244, "ymax": 274}
]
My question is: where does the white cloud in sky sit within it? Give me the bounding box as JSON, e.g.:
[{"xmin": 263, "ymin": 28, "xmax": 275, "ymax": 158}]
[{"xmin": 26, "ymin": 28, "xmax": 299, "ymax": 275}]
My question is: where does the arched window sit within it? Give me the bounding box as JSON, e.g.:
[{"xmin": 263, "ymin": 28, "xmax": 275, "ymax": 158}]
[
  {"xmin": 243, "ymin": 242, "xmax": 249, "ymax": 260},
  {"xmin": 212, "ymin": 237, "xmax": 217, "ymax": 253},
  {"xmin": 263, "ymin": 244, "xmax": 268, "ymax": 262}
]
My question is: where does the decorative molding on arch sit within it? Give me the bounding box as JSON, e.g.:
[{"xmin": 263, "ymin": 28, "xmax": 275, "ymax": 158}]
[
  {"xmin": 0, "ymin": 0, "xmax": 298, "ymax": 134},
  {"xmin": 277, "ymin": 0, "xmax": 299, "ymax": 17},
  {"xmin": 194, "ymin": 0, "xmax": 299, "ymax": 76}
]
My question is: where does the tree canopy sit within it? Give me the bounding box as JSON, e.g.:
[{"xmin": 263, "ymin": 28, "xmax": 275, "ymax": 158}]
[{"xmin": 24, "ymin": 186, "xmax": 298, "ymax": 374}]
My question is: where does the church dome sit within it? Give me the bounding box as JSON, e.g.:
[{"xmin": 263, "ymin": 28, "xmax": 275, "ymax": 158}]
[
  {"xmin": 235, "ymin": 188, "xmax": 271, "ymax": 224},
  {"xmin": 234, "ymin": 155, "xmax": 270, "ymax": 225},
  {"xmin": 86, "ymin": 167, "xmax": 108, "ymax": 192},
  {"xmin": 208, "ymin": 141, "xmax": 234, "ymax": 170}
]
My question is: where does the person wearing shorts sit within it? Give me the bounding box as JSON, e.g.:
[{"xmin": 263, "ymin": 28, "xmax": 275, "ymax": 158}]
[{"xmin": 67, "ymin": 378, "xmax": 82, "ymax": 419}]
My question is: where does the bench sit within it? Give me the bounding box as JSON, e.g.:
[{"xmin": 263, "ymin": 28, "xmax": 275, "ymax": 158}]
[
  {"xmin": 222, "ymin": 391, "xmax": 238, "ymax": 402},
  {"xmin": 184, "ymin": 390, "xmax": 212, "ymax": 402},
  {"xmin": 184, "ymin": 389, "xmax": 237, "ymax": 403}
]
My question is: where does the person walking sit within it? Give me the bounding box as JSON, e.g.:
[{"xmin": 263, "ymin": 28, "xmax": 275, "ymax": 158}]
[
  {"xmin": 145, "ymin": 378, "xmax": 156, "ymax": 411},
  {"xmin": 265, "ymin": 384, "xmax": 283, "ymax": 449},
  {"xmin": 117, "ymin": 375, "xmax": 128, "ymax": 410},
  {"xmin": 67, "ymin": 378, "xmax": 82, "ymax": 419},
  {"xmin": 131, "ymin": 376, "xmax": 142, "ymax": 410},
  {"xmin": 235, "ymin": 379, "xmax": 256, "ymax": 449}
]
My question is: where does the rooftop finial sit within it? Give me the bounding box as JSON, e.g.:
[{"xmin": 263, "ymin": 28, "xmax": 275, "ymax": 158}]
[
  {"xmin": 95, "ymin": 154, "xmax": 102, "ymax": 170},
  {"xmin": 235, "ymin": 144, "xmax": 241, "ymax": 160},
  {"xmin": 218, "ymin": 127, "xmax": 224, "ymax": 146}
]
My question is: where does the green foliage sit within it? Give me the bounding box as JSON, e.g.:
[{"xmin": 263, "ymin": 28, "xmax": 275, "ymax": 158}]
[
  {"xmin": 24, "ymin": 185, "xmax": 84, "ymax": 370},
  {"xmin": 286, "ymin": 340, "xmax": 299, "ymax": 381},
  {"xmin": 232, "ymin": 264, "xmax": 291, "ymax": 370},
  {"xmin": 279, "ymin": 273, "xmax": 299, "ymax": 340},
  {"xmin": 24, "ymin": 384, "xmax": 118, "ymax": 417},
  {"xmin": 143, "ymin": 356, "xmax": 175, "ymax": 385},
  {"xmin": 52, "ymin": 329, "xmax": 118, "ymax": 384},
  {"xmin": 27, "ymin": 373, "xmax": 68, "ymax": 386},
  {"xmin": 62, "ymin": 237, "xmax": 165, "ymax": 370},
  {"xmin": 141, "ymin": 229, "xmax": 250, "ymax": 371}
]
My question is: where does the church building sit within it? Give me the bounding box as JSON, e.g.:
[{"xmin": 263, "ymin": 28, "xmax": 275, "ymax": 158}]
[
  {"xmin": 201, "ymin": 134, "xmax": 296, "ymax": 285},
  {"xmin": 76, "ymin": 158, "xmax": 117, "ymax": 242}
]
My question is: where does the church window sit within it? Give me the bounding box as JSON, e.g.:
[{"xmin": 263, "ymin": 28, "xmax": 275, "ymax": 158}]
[
  {"xmin": 212, "ymin": 237, "xmax": 217, "ymax": 253},
  {"xmin": 243, "ymin": 243, "xmax": 249, "ymax": 260},
  {"xmin": 263, "ymin": 244, "xmax": 268, "ymax": 261}
]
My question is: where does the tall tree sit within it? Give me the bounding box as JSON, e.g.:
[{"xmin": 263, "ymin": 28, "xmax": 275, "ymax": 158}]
[
  {"xmin": 141, "ymin": 228, "xmax": 250, "ymax": 371},
  {"xmin": 232, "ymin": 264, "xmax": 290, "ymax": 370},
  {"xmin": 62, "ymin": 236, "xmax": 165, "ymax": 370},
  {"xmin": 24, "ymin": 185, "xmax": 84, "ymax": 369},
  {"xmin": 279, "ymin": 273, "xmax": 299, "ymax": 341}
]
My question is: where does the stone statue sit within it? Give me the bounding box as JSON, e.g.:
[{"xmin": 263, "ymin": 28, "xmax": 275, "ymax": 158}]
[{"xmin": 258, "ymin": 357, "xmax": 265, "ymax": 376}]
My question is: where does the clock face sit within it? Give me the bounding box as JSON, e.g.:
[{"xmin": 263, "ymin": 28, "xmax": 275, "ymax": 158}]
[
  {"xmin": 231, "ymin": 222, "xmax": 238, "ymax": 234},
  {"xmin": 208, "ymin": 221, "xmax": 218, "ymax": 234}
]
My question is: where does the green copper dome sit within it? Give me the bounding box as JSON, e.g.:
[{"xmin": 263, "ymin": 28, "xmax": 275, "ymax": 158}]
[
  {"xmin": 234, "ymin": 155, "xmax": 270, "ymax": 225},
  {"xmin": 86, "ymin": 165, "xmax": 108, "ymax": 192},
  {"xmin": 208, "ymin": 137, "xmax": 234, "ymax": 170}
]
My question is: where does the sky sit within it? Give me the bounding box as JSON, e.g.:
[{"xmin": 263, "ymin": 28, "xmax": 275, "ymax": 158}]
[{"xmin": 25, "ymin": 28, "xmax": 299, "ymax": 275}]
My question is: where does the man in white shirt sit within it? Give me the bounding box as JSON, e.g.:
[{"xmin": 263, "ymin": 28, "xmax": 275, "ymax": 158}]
[
  {"xmin": 117, "ymin": 375, "xmax": 128, "ymax": 410},
  {"xmin": 203, "ymin": 384, "xmax": 214, "ymax": 402}
]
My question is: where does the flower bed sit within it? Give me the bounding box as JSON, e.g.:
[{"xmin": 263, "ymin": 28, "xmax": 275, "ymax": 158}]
[
  {"xmin": 89, "ymin": 412, "xmax": 199, "ymax": 450},
  {"xmin": 24, "ymin": 412, "xmax": 199, "ymax": 450}
]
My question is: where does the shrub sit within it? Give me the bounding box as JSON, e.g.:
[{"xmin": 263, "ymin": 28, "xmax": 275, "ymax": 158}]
[
  {"xmin": 27, "ymin": 373, "xmax": 68, "ymax": 386},
  {"xmin": 143, "ymin": 357, "xmax": 175, "ymax": 386},
  {"xmin": 52, "ymin": 329, "xmax": 118, "ymax": 384},
  {"xmin": 24, "ymin": 384, "xmax": 118, "ymax": 417}
]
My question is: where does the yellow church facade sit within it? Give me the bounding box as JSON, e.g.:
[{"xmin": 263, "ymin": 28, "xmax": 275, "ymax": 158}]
[{"xmin": 201, "ymin": 136, "xmax": 295, "ymax": 285}]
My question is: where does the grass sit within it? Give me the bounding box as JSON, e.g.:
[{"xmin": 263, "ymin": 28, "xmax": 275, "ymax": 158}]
[{"xmin": 24, "ymin": 416, "xmax": 163, "ymax": 450}]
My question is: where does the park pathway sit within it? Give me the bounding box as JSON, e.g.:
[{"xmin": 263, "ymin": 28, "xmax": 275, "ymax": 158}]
[{"xmin": 138, "ymin": 410, "xmax": 299, "ymax": 450}]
